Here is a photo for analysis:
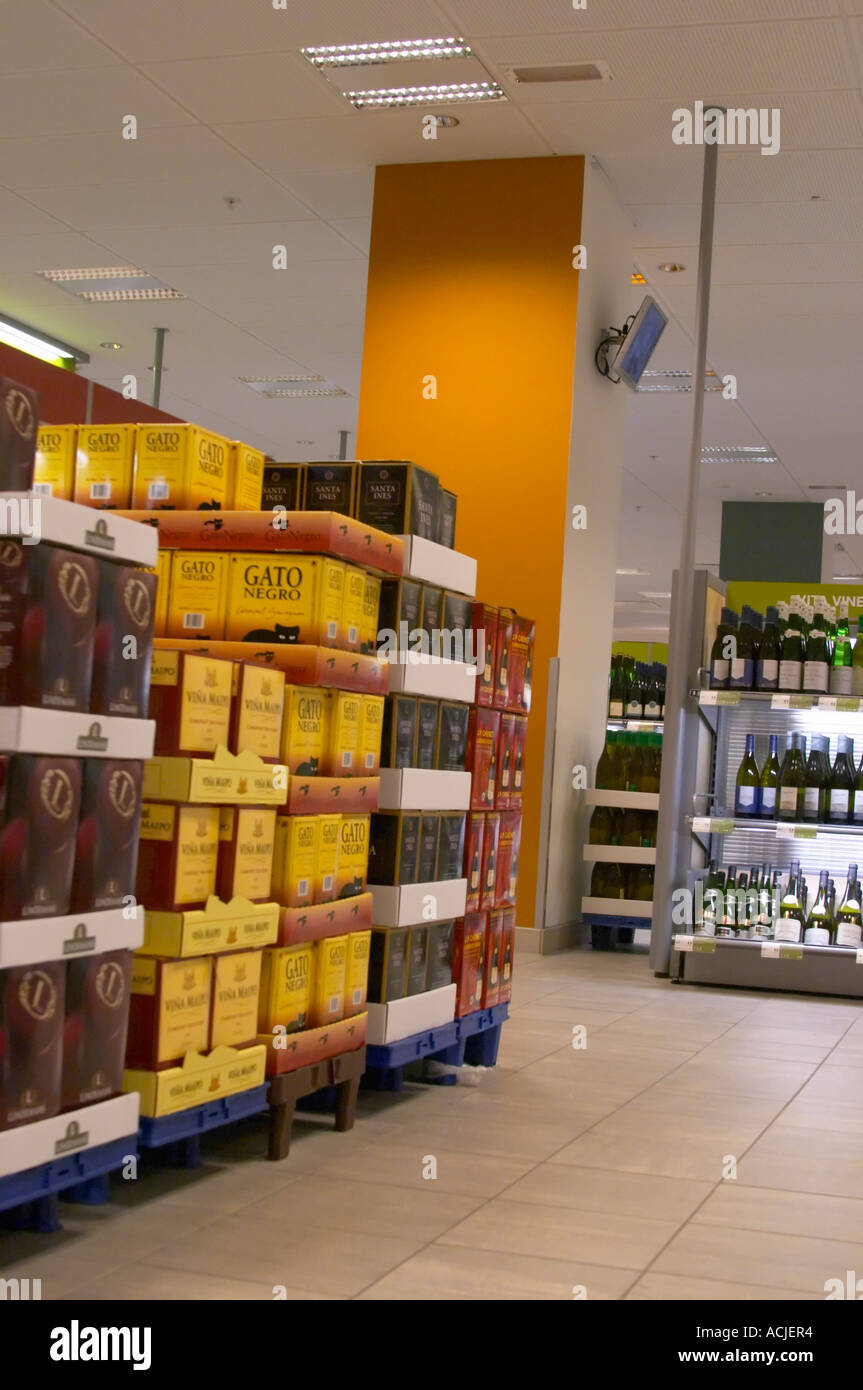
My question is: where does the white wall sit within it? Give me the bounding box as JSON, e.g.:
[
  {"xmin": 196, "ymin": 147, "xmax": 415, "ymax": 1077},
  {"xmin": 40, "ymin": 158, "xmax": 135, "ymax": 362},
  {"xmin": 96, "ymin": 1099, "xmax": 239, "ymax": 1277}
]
[{"xmin": 541, "ymin": 163, "xmax": 633, "ymax": 929}]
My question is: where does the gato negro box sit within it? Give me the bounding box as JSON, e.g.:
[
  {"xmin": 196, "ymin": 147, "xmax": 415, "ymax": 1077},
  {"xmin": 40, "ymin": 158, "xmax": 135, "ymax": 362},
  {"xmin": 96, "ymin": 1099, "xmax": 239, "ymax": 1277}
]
[
  {"xmin": 209, "ymin": 948, "xmax": 263, "ymax": 1050},
  {"xmin": 367, "ymin": 927, "xmax": 408, "ymax": 1003},
  {"xmin": 280, "ymin": 684, "xmax": 331, "ymax": 776},
  {"xmin": 75, "ymin": 424, "xmax": 136, "ymax": 510},
  {"xmin": 342, "ymin": 564, "xmax": 366, "ymax": 653},
  {"xmin": 225, "ymin": 553, "xmax": 338, "ymax": 647},
  {"xmin": 136, "ymin": 802, "xmax": 220, "ymax": 912},
  {"xmin": 361, "ymin": 573, "xmax": 382, "ymax": 655},
  {"xmin": 91, "ymin": 562, "xmax": 156, "ymax": 719},
  {"xmin": 495, "ymin": 814, "xmax": 521, "ymax": 910},
  {"xmin": 0, "ymin": 962, "xmax": 65, "ymax": 1130},
  {"xmin": 166, "ymin": 550, "xmax": 229, "ymax": 641},
  {"xmin": 133, "ymin": 423, "xmax": 230, "ymax": 510},
  {"xmin": 0, "ymin": 377, "xmax": 38, "ymax": 493},
  {"xmin": 315, "ymin": 813, "xmax": 340, "ymax": 904},
  {"xmin": 464, "ymin": 814, "xmax": 485, "ymax": 914},
  {"xmin": 473, "ymin": 602, "xmax": 498, "ymax": 708},
  {"xmin": 0, "ymin": 542, "xmax": 98, "ymax": 711},
  {"xmin": 426, "ymin": 920, "xmax": 455, "ymax": 991},
  {"xmin": 127, "ymin": 955, "xmax": 213, "ymax": 1070},
  {"xmin": 345, "ymin": 929, "xmax": 371, "ymax": 1017},
  {"xmin": 149, "ymin": 650, "xmax": 234, "ymax": 756},
  {"xmin": 356, "ymin": 461, "xmax": 439, "ymax": 539},
  {"xmin": 34, "ymin": 423, "xmax": 76, "ymax": 500},
  {"xmin": 357, "ymin": 694, "xmax": 385, "ymax": 776},
  {"xmin": 229, "ymin": 661, "xmax": 285, "ymax": 762},
  {"xmin": 228, "ymin": 442, "xmax": 265, "ymax": 511},
  {"xmin": 0, "ymin": 755, "xmax": 82, "ymax": 920},
  {"xmin": 466, "ymin": 707, "xmax": 501, "ymax": 810},
  {"xmin": 216, "ymin": 805, "xmax": 277, "ymax": 904},
  {"xmin": 324, "ymin": 689, "xmax": 362, "ymax": 777},
  {"xmin": 304, "ymin": 463, "xmax": 357, "ymax": 516},
  {"xmin": 368, "ymin": 811, "xmax": 420, "ymax": 886},
  {"xmin": 272, "ymin": 814, "xmax": 317, "ymax": 909},
  {"xmin": 71, "ymin": 758, "xmax": 143, "ymax": 913},
  {"xmin": 453, "ymin": 913, "xmax": 485, "ymax": 1018},
  {"xmin": 258, "ymin": 941, "xmax": 313, "ymax": 1034},
  {"xmin": 479, "ymin": 811, "xmax": 500, "ymax": 913},
  {"xmin": 380, "ymin": 695, "xmax": 417, "ymax": 769},
  {"xmin": 151, "ymin": 549, "xmax": 171, "ymax": 637},
  {"xmin": 335, "ymin": 812, "xmax": 370, "ymax": 899},
  {"xmin": 309, "ymin": 933, "xmax": 348, "ymax": 1027},
  {"xmin": 436, "ymin": 812, "xmax": 466, "ymax": 882},
  {"xmin": 261, "ymin": 462, "xmax": 303, "ymax": 512},
  {"xmin": 61, "ymin": 949, "xmax": 133, "ymax": 1109}
]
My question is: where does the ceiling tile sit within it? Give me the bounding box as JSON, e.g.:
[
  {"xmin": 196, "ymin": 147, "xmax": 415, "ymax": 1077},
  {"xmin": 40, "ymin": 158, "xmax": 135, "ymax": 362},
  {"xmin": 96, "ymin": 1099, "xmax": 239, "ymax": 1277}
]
[
  {"xmin": 94, "ymin": 220, "xmax": 362, "ymax": 268},
  {"xmin": 144, "ymin": 260, "xmax": 368, "ymax": 317},
  {"xmin": 0, "ymin": 67, "xmax": 194, "ymax": 138},
  {"xmin": 631, "ymin": 201, "xmax": 863, "ymax": 248},
  {"xmin": 278, "ymin": 169, "xmax": 376, "ymax": 219},
  {"xmin": 0, "ymin": 0, "xmax": 120, "ymax": 69},
  {"xmin": 330, "ymin": 218, "xmax": 372, "ymax": 253},
  {"xmin": 0, "ymin": 125, "xmax": 260, "ymax": 187},
  {"xmin": 139, "ymin": 52, "xmax": 348, "ymax": 122},
  {"xmin": 452, "ymin": 0, "xmax": 837, "ymax": 36},
  {"xmin": 18, "ymin": 173, "xmax": 313, "ymax": 230}
]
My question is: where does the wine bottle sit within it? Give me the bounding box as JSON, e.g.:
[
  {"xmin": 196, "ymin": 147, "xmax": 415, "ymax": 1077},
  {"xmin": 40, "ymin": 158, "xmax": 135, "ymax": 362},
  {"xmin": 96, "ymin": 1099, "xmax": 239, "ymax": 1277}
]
[
  {"xmin": 776, "ymin": 861, "xmax": 805, "ymax": 943},
  {"xmin": 608, "ymin": 655, "xmax": 627, "ymax": 719},
  {"xmin": 826, "ymin": 734, "xmax": 854, "ymax": 823},
  {"xmin": 801, "ymin": 733, "xmax": 830, "ymax": 823},
  {"xmin": 634, "ymin": 865, "xmax": 654, "ymax": 902},
  {"xmin": 803, "ymin": 606, "xmax": 830, "ymax": 694},
  {"xmin": 852, "ymin": 622, "xmax": 863, "ymax": 698},
  {"xmin": 697, "ymin": 863, "xmax": 720, "ymax": 938},
  {"xmin": 588, "ymin": 805, "xmax": 613, "ymax": 844},
  {"xmin": 754, "ymin": 863, "xmax": 772, "ymax": 940},
  {"xmin": 734, "ymin": 734, "xmax": 761, "ymax": 817},
  {"xmin": 501, "ymin": 743, "xmax": 511, "ymax": 792},
  {"xmin": 755, "ymin": 608, "xmax": 780, "ymax": 691},
  {"xmin": 829, "ymin": 603, "xmax": 853, "ymax": 696},
  {"xmin": 835, "ymin": 864, "xmax": 863, "ymax": 948},
  {"xmin": 625, "ymin": 663, "xmax": 644, "ymax": 718},
  {"xmin": 778, "ymin": 602, "xmax": 805, "ymax": 692},
  {"xmin": 729, "ymin": 608, "xmax": 755, "ymax": 690},
  {"xmin": 717, "ymin": 864, "xmax": 738, "ymax": 938},
  {"xmin": 643, "ymin": 667, "xmax": 661, "ymax": 720},
  {"xmin": 620, "ymin": 806, "xmax": 643, "ymax": 847},
  {"xmin": 777, "ymin": 732, "xmax": 807, "ymax": 821},
  {"xmin": 758, "ymin": 734, "xmax": 780, "ymax": 819},
  {"xmin": 803, "ymin": 869, "xmax": 834, "ymax": 946},
  {"xmin": 709, "ymin": 608, "xmax": 737, "ymax": 689}
]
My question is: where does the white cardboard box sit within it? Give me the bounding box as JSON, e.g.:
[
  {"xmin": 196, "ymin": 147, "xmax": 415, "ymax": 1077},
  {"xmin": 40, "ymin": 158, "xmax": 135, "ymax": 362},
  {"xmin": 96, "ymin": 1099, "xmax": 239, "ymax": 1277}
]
[
  {"xmin": 0, "ymin": 905, "xmax": 144, "ymax": 970},
  {"xmin": 402, "ymin": 535, "xmax": 477, "ymax": 597},
  {"xmin": 387, "ymin": 653, "xmax": 477, "ymax": 703},
  {"xmin": 366, "ymin": 984, "xmax": 457, "ymax": 1045},
  {"xmin": 378, "ymin": 768, "xmax": 472, "ymax": 812},
  {"xmin": 0, "ymin": 493, "xmax": 158, "ymax": 568},
  {"xmin": 0, "ymin": 707, "xmax": 155, "ymax": 760},
  {"xmin": 370, "ymin": 878, "xmax": 467, "ymax": 927},
  {"xmin": 0, "ymin": 1092, "xmax": 140, "ymax": 1181}
]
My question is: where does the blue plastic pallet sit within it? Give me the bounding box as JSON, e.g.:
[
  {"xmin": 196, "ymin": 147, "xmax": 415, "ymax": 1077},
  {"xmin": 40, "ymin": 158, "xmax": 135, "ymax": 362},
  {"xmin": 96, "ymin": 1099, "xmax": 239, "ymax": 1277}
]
[
  {"xmin": 364, "ymin": 1002, "xmax": 509, "ymax": 1090},
  {"xmin": 137, "ymin": 1084, "xmax": 268, "ymax": 1168},
  {"xmin": 0, "ymin": 1134, "xmax": 138, "ymax": 1233}
]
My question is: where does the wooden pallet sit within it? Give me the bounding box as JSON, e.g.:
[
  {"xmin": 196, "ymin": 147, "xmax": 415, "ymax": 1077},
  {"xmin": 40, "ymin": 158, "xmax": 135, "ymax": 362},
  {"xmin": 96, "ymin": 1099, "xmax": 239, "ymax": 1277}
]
[{"xmin": 267, "ymin": 1047, "xmax": 366, "ymax": 1161}]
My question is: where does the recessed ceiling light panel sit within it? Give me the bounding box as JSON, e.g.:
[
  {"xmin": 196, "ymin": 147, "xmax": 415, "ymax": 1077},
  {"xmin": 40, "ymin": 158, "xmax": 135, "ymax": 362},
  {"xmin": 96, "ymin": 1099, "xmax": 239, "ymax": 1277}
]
[
  {"xmin": 302, "ymin": 38, "xmax": 472, "ymax": 69},
  {"xmin": 39, "ymin": 267, "xmax": 183, "ymax": 302},
  {"xmin": 701, "ymin": 446, "xmax": 779, "ymax": 464},
  {"xmin": 346, "ymin": 81, "xmax": 505, "ymax": 109}
]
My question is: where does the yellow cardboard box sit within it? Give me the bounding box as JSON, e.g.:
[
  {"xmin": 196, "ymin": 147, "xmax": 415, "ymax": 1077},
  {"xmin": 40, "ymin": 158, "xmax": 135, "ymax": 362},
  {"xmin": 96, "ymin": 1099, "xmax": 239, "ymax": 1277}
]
[
  {"xmin": 34, "ymin": 424, "xmax": 77, "ymax": 499},
  {"xmin": 75, "ymin": 424, "xmax": 136, "ymax": 509},
  {"xmin": 166, "ymin": 551, "xmax": 229, "ymax": 640},
  {"xmin": 229, "ymin": 442, "xmax": 265, "ymax": 510},
  {"xmin": 133, "ymin": 423, "xmax": 231, "ymax": 510}
]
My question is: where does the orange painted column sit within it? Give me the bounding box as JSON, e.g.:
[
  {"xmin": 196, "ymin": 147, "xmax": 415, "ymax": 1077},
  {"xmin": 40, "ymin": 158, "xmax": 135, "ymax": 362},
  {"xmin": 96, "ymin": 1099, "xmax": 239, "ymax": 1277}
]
[{"xmin": 356, "ymin": 156, "xmax": 585, "ymax": 927}]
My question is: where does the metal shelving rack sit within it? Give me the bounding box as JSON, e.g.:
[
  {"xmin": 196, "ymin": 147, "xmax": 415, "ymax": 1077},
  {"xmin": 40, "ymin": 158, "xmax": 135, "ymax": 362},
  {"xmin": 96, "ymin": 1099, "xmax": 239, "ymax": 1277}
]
[{"xmin": 651, "ymin": 570, "xmax": 863, "ymax": 997}]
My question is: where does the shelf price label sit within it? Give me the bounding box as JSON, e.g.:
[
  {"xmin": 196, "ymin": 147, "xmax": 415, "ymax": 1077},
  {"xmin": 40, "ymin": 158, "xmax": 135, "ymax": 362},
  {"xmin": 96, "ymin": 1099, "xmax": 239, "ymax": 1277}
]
[
  {"xmin": 775, "ymin": 823, "xmax": 817, "ymax": 840},
  {"xmin": 770, "ymin": 694, "xmax": 813, "ymax": 710},
  {"xmin": 699, "ymin": 691, "xmax": 740, "ymax": 707},
  {"xmin": 691, "ymin": 816, "xmax": 733, "ymax": 835},
  {"xmin": 818, "ymin": 696, "xmax": 862, "ymax": 713},
  {"xmin": 761, "ymin": 942, "xmax": 803, "ymax": 960},
  {"xmin": 674, "ymin": 935, "xmax": 716, "ymax": 954},
  {"xmin": 856, "ymin": 949, "xmax": 863, "ymax": 965}
]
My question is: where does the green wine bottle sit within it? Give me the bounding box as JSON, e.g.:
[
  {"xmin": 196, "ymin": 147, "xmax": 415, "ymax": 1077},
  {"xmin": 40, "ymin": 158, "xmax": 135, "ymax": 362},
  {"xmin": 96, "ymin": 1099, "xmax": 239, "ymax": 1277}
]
[
  {"xmin": 801, "ymin": 733, "xmax": 830, "ymax": 823},
  {"xmin": 777, "ymin": 732, "xmax": 806, "ymax": 821},
  {"xmin": 826, "ymin": 734, "xmax": 854, "ymax": 823},
  {"xmin": 756, "ymin": 606, "xmax": 780, "ymax": 691},
  {"xmin": 835, "ymin": 864, "xmax": 863, "ymax": 948},
  {"xmin": 759, "ymin": 734, "xmax": 780, "ymax": 819},
  {"xmin": 803, "ymin": 607, "xmax": 830, "ymax": 694},
  {"xmin": 829, "ymin": 602, "xmax": 853, "ymax": 696},
  {"xmin": 803, "ymin": 869, "xmax": 834, "ymax": 946},
  {"xmin": 776, "ymin": 860, "xmax": 805, "ymax": 944},
  {"xmin": 778, "ymin": 602, "xmax": 805, "ymax": 692},
  {"xmin": 734, "ymin": 734, "xmax": 760, "ymax": 817}
]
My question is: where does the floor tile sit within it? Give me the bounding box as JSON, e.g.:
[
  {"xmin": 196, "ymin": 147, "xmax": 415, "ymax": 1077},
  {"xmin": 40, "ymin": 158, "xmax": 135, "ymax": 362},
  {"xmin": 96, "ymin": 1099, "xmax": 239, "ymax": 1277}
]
[
  {"xmin": 438, "ymin": 1197, "xmax": 679, "ymax": 1269},
  {"xmin": 653, "ymin": 1222, "xmax": 863, "ymax": 1295},
  {"xmin": 356, "ymin": 1245, "xmax": 637, "ymax": 1300},
  {"xmin": 499, "ymin": 1163, "xmax": 712, "ymax": 1223}
]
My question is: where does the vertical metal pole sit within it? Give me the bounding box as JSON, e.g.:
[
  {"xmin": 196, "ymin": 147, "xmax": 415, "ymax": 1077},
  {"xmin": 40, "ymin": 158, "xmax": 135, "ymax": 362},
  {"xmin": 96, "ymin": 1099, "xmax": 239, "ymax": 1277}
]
[
  {"xmin": 151, "ymin": 327, "xmax": 167, "ymax": 409},
  {"xmin": 338, "ymin": 429, "xmax": 349, "ymax": 461},
  {"xmin": 650, "ymin": 112, "xmax": 721, "ymax": 973}
]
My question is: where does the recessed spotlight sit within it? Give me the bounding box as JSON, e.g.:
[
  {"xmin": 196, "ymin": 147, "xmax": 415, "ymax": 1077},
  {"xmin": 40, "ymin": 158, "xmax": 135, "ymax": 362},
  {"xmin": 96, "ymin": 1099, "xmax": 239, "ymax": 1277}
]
[
  {"xmin": 631, "ymin": 272, "xmax": 646, "ymax": 285},
  {"xmin": 302, "ymin": 38, "xmax": 472, "ymax": 69},
  {"xmin": 429, "ymin": 113, "xmax": 460, "ymax": 128},
  {"xmin": 639, "ymin": 591, "xmax": 672, "ymax": 599},
  {"xmin": 100, "ymin": 341, "xmax": 123, "ymax": 350},
  {"xmin": 345, "ymin": 81, "xmax": 505, "ymax": 110},
  {"xmin": 297, "ymin": 440, "xmax": 314, "ymax": 446},
  {"xmin": 755, "ymin": 491, "xmax": 773, "ymax": 497},
  {"xmin": 658, "ymin": 262, "xmax": 686, "ymax": 273}
]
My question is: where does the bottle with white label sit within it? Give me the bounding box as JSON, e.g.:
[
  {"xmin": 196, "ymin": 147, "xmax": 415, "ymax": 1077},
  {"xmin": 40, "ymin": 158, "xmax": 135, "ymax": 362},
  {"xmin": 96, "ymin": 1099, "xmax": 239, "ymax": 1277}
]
[
  {"xmin": 709, "ymin": 608, "xmax": 737, "ymax": 690},
  {"xmin": 734, "ymin": 734, "xmax": 760, "ymax": 817},
  {"xmin": 778, "ymin": 602, "xmax": 805, "ymax": 692},
  {"xmin": 835, "ymin": 864, "xmax": 863, "ymax": 948},
  {"xmin": 756, "ymin": 607, "xmax": 780, "ymax": 691},
  {"xmin": 803, "ymin": 608, "xmax": 830, "ymax": 694},
  {"xmin": 803, "ymin": 869, "xmax": 834, "ymax": 946},
  {"xmin": 716, "ymin": 864, "xmax": 738, "ymax": 938},
  {"xmin": 776, "ymin": 861, "xmax": 804, "ymax": 943},
  {"xmin": 777, "ymin": 732, "xmax": 806, "ymax": 821},
  {"xmin": 826, "ymin": 735, "xmax": 854, "ymax": 824},
  {"xmin": 829, "ymin": 603, "xmax": 853, "ymax": 696},
  {"xmin": 801, "ymin": 733, "xmax": 830, "ymax": 823},
  {"xmin": 758, "ymin": 734, "xmax": 780, "ymax": 819},
  {"xmin": 729, "ymin": 608, "xmax": 755, "ymax": 690}
]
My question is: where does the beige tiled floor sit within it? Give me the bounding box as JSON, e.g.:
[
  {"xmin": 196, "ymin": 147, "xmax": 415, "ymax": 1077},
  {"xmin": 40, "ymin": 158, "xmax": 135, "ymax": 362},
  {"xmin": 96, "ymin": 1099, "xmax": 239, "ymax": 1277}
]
[{"xmin": 4, "ymin": 945, "xmax": 863, "ymax": 1300}]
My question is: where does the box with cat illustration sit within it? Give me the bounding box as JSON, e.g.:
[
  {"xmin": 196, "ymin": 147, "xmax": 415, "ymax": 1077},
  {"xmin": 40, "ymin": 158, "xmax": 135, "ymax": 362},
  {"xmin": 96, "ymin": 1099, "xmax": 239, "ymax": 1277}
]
[
  {"xmin": 334, "ymin": 813, "xmax": 370, "ymax": 899},
  {"xmin": 342, "ymin": 564, "xmax": 366, "ymax": 653},
  {"xmin": 315, "ymin": 814, "xmax": 340, "ymax": 904},
  {"xmin": 357, "ymin": 694, "xmax": 385, "ymax": 776},
  {"xmin": 149, "ymin": 649, "xmax": 234, "ymax": 757},
  {"xmin": 225, "ymin": 553, "xmax": 342, "ymax": 648},
  {"xmin": 136, "ymin": 802, "xmax": 220, "ymax": 912},
  {"xmin": 133, "ymin": 423, "xmax": 231, "ymax": 511},
  {"xmin": 280, "ymin": 684, "xmax": 332, "ymax": 776},
  {"xmin": 344, "ymin": 929, "xmax": 371, "ymax": 1017},
  {"xmin": 258, "ymin": 941, "xmax": 313, "ymax": 1034},
  {"xmin": 309, "ymin": 933, "xmax": 348, "ymax": 1026},
  {"xmin": 216, "ymin": 806, "xmax": 277, "ymax": 904},
  {"xmin": 228, "ymin": 442, "xmax": 265, "ymax": 511},
  {"xmin": 324, "ymin": 690, "xmax": 362, "ymax": 777},
  {"xmin": 361, "ymin": 573, "xmax": 382, "ymax": 654},
  {"xmin": 271, "ymin": 814, "xmax": 317, "ymax": 909},
  {"xmin": 166, "ymin": 551, "xmax": 229, "ymax": 641}
]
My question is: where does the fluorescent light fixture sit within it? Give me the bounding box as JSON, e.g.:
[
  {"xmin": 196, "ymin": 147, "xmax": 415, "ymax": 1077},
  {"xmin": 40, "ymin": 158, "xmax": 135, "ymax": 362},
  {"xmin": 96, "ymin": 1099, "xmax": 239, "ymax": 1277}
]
[
  {"xmin": 636, "ymin": 368, "xmax": 722, "ymax": 393},
  {"xmin": 701, "ymin": 445, "xmax": 779, "ymax": 464},
  {"xmin": 658, "ymin": 262, "xmax": 686, "ymax": 272},
  {"xmin": 346, "ymin": 81, "xmax": 505, "ymax": 109},
  {"xmin": 0, "ymin": 312, "xmax": 89, "ymax": 365},
  {"xmin": 39, "ymin": 267, "xmax": 183, "ymax": 302},
  {"xmin": 100, "ymin": 341, "xmax": 123, "ymax": 350},
  {"xmin": 239, "ymin": 375, "xmax": 326, "ymax": 387},
  {"xmin": 262, "ymin": 387, "xmax": 348, "ymax": 398},
  {"xmin": 639, "ymin": 591, "xmax": 672, "ymax": 599},
  {"xmin": 302, "ymin": 38, "xmax": 471, "ymax": 68},
  {"xmin": 616, "ymin": 568, "xmax": 647, "ymax": 576}
]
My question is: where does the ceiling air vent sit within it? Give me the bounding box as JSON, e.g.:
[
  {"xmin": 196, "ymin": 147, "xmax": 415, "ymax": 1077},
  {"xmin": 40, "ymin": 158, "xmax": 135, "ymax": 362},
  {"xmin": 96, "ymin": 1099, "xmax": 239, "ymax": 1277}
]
[{"xmin": 510, "ymin": 61, "xmax": 613, "ymax": 84}]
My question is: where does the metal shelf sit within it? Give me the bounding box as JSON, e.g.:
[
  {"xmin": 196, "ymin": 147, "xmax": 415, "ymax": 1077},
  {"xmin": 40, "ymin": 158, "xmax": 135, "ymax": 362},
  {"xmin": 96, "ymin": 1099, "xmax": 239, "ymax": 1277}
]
[
  {"xmin": 586, "ymin": 789, "xmax": 660, "ymax": 810},
  {"xmin": 698, "ymin": 690, "xmax": 863, "ymax": 712},
  {"xmin": 582, "ymin": 895, "xmax": 653, "ymax": 919},
  {"xmin": 607, "ymin": 718, "xmax": 664, "ymax": 731},
  {"xmin": 691, "ymin": 815, "xmax": 863, "ymax": 840},
  {"xmin": 584, "ymin": 845, "xmax": 656, "ymax": 864}
]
